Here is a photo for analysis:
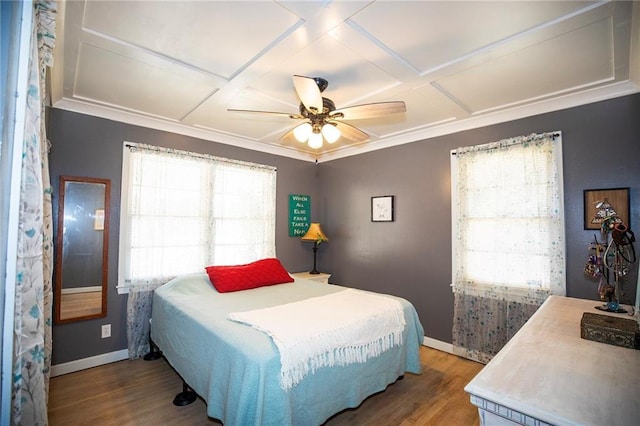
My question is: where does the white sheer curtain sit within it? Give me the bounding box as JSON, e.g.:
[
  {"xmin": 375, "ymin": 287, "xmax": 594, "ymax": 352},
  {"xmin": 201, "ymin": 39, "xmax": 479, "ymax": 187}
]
[
  {"xmin": 451, "ymin": 132, "xmax": 565, "ymax": 363},
  {"xmin": 121, "ymin": 143, "xmax": 276, "ymax": 358}
]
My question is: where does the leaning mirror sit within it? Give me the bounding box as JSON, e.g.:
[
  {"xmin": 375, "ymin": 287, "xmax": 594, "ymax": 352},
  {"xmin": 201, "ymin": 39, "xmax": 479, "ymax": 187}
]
[{"xmin": 54, "ymin": 176, "xmax": 110, "ymax": 323}]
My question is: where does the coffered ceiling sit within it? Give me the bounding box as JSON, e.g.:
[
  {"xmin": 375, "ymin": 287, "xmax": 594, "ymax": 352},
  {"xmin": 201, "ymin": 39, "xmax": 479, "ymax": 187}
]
[{"xmin": 51, "ymin": 1, "xmax": 639, "ymax": 161}]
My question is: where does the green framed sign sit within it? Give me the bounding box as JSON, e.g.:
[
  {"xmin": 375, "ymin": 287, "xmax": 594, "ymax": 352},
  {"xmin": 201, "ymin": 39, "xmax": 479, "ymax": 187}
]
[{"xmin": 289, "ymin": 194, "xmax": 310, "ymax": 237}]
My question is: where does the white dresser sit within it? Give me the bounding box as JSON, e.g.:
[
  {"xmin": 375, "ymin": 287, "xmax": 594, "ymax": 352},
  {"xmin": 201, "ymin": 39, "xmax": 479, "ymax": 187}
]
[
  {"xmin": 291, "ymin": 271, "xmax": 331, "ymax": 284},
  {"xmin": 465, "ymin": 295, "xmax": 640, "ymax": 426}
]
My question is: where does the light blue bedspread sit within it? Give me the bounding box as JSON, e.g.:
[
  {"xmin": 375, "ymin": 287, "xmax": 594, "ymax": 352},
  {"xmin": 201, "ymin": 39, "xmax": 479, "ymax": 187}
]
[{"xmin": 151, "ymin": 273, "xmax": 424, "ymax": 425}]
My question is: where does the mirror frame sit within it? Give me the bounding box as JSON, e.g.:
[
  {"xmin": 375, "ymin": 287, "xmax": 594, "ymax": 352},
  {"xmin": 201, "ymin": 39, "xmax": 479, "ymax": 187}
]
[{"xmin": 54, "ymin": 175, "xmax": 110, "ymax": 324}]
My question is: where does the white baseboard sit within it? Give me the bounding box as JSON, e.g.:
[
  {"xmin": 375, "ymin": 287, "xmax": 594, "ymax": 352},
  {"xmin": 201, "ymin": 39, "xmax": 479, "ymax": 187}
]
[
  {"xmin": 51, "ymin": 349, "xmax": 129, "ymax": 377},
  {"xmin": 422, "ymin": 336, "xmax": 454, "ymax": 354}
]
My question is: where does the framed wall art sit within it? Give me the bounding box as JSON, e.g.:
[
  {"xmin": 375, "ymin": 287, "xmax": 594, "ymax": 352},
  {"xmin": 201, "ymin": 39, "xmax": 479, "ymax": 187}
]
[
  {"xmin": 371, "ymin": 195, "xmax": 394, "ymax": 222},
  {"xmin": 288, "ymin": 194, "xmax": 310, "ymax": 237},
  {"xmin": 583, "ymin": 187, "xmax": 630, "ymax": 230}
]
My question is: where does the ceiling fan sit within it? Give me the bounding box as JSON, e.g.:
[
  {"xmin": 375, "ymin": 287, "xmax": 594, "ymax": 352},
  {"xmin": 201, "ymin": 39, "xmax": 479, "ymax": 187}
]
[{"xmin": 228, "ymin": 75, "xmax": 406, "ymax": 149}]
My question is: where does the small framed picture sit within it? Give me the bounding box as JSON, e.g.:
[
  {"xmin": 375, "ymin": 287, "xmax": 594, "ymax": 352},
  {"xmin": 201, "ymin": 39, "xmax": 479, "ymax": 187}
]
[
  {"xmin": 371, "ymin": 196, "xmax": 394, "ymax": 222},
  {"xmin": 583, "ymin": 187, "xmax": 630, "ymax": 230}
]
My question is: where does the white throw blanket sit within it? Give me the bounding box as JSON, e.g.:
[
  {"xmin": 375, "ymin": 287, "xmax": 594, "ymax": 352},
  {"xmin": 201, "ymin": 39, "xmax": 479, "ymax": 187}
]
[{"xmin": 227, "ymin": 289, "xmax": 406, "ymax": 390}]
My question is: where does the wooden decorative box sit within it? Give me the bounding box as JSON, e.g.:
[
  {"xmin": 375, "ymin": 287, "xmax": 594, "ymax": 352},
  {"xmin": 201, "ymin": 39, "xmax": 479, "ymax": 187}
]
[{"xmin": 580, "ymin": 312, "xmax": 640, "ymax": 350}]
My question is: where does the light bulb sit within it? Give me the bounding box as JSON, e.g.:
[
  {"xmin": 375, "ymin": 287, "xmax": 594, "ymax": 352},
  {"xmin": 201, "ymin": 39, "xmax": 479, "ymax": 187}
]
[
  {"xmin": 321, "ymin": 123, "xmax": 340, "ymax": 143},
  {"xmin": 308, "ymin": 132, "xmax": 323, "ymax": 149},
  {"xmin": 293, "ymin": 122, "xmax": 312, "ymax": 142}
]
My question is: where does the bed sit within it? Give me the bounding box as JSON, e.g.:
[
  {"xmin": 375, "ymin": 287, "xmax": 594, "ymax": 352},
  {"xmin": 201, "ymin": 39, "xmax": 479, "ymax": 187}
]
[{"xmin": 151, "ymin": 270, "xmax": 424, "ymax": 425}]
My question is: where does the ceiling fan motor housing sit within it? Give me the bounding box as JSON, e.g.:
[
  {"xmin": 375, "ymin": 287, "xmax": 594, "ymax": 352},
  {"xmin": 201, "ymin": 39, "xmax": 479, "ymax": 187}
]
[
  {"xmin": 299, "ymin": 97, "xmax": 336, "ymax": 118},
  {"xmin": 313, "ymin": 77, "xmax": 328, "ymax": 92}
]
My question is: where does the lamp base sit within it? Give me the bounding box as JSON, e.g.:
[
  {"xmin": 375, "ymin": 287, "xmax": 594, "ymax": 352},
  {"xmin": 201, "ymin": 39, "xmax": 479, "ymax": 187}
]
[{"xmin": 308, "ymin": 243, "xmax": 320, "ymax": 275}]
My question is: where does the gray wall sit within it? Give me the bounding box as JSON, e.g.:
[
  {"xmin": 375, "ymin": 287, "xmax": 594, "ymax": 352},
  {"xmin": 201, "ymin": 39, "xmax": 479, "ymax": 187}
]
[
  {"xmin": 48, "ymin": 109, "xmax": 321, "ymax": 364},
  {"xmin": 50, "ymin": 94, "xmax": 640, "ymax": 364},
  {"xmin": 319, "ymin": 94, "xmax": 640, "ymax": 343}
]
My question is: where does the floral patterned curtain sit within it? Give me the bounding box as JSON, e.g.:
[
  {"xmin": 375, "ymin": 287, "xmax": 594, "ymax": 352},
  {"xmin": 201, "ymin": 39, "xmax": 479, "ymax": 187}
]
[
  {"xmin": 12, "ymin": 1, "xmax": 55, "ymax": 424},
  {"xmin": 451, "ymin": 132, "xmax": 565, "ymax": 364}
]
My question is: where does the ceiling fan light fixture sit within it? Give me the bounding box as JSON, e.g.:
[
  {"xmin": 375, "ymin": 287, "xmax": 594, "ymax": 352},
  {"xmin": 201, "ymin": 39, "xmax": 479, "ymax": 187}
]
[
  {"xmin": 321, "ymin": 123, "xmax": 340, "ymax": 143},
  {"xmin": 294, "ymin": 122, "xmax": 312, "ymax": 142},
  {"xmin": 308, "ymin": 131, "xmax": 323, "ymax": 149}
]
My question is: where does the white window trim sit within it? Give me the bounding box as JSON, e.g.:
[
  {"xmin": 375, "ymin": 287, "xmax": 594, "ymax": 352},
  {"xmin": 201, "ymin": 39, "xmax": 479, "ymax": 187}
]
[{"xmin": 117, "ymin": 142, "xmax": 131, "ymax": 293}]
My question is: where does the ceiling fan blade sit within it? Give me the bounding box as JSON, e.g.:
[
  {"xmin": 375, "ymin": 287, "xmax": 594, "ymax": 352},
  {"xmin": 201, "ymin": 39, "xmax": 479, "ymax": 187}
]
[
  {"xmin": 331, "ymin": 101, "xmax": 406, "ymax": 120},
  {"xmin": 332, "ymin": 121, "xmax": 369, "ymax": 143},
  {"xmin": 293, "ymin": 75, "xmax": 323, "ymax": 113},
  {"xmin": 227, "ymin": 108, "xmax": 304, "ymax": 119}
]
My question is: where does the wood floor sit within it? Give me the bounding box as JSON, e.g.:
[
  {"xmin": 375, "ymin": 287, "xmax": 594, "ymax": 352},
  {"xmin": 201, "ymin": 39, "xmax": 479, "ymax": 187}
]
[{"xmin": 48, "ymin": 346, "xmax": 483, "ymax": 426}]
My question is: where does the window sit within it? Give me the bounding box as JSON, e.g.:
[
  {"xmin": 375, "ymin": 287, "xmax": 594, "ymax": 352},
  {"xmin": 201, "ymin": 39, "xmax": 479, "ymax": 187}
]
[
  {"xmin": 451, "ymin": 132, "xmax": 566, "ymax": 363},
  {"xmin": 118, "ymin": 143, "xmax": 276, "ymax": 292},
  {"xmin": 451, "ymin": 132, "xmax": 565, "ymax": 295}
]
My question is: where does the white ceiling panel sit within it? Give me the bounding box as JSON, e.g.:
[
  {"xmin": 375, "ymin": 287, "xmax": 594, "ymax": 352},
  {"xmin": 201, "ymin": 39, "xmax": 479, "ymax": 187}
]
[
  {"xmin": 82, "ymin": 1, "xmax": 301, "ymax": 79},
  {"xmin": 278, "ymin": 1, "xmax": 370, "ymax": 35},
  {"xmin": 327, "ymin": 18, "xmax": 421, "ymax": 82},
  {"xmin": 74, "ymin": 43, "xmax": 221, "ymax": 120},
  {"xmin": 51, "ymin": 1, "xmax": 639, "ymax": 161},
  {"xmin": 348, "ymin": 1, "xmax": 600, "ymax": 74},
  {"xmin": 436, "ymin": 17, "xmax": 615, "ymax": 114}
]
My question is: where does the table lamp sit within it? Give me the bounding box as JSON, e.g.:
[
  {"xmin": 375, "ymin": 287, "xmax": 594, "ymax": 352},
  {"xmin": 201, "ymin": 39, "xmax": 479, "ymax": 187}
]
[{"xmin": 301, "ymin": 223, "xmax": 328, "ymax": 274}]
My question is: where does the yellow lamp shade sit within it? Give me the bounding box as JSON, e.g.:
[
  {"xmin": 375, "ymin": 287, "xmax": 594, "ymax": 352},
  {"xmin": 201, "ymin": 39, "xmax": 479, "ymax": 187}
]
[{"xmin": 301, "ymin": 223, "xmax": 328, "ymax": 242}]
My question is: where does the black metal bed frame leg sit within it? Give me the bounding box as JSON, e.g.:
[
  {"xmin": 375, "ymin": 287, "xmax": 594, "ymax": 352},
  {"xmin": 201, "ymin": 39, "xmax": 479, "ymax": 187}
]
[
  {"xmin": 144, "ymin": 318, "xmax": 163, "ymax": 361},
  {"xmin": 173, "ymin": 381, "xmax": 197, "ymax": 406},
  {"xmin": 143, "ymin": 337, "xmax": 163, "ymax": 361}
]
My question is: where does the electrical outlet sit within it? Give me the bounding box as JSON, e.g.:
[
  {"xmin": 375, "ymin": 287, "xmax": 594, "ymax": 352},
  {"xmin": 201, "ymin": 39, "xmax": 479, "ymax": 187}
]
[{"xmin": 101, "ymin": 324, "xmax": 111, "ymax": 338}]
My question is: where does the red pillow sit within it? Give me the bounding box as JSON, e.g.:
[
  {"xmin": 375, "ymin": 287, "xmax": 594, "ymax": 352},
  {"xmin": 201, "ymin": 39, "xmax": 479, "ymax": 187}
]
[{"xmin": 205, "ymin": 258, "xmax": 294, "ymax": 293}]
